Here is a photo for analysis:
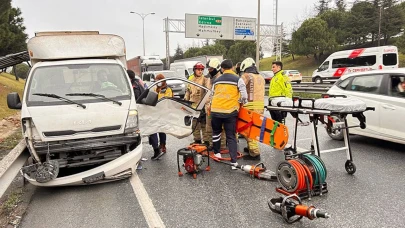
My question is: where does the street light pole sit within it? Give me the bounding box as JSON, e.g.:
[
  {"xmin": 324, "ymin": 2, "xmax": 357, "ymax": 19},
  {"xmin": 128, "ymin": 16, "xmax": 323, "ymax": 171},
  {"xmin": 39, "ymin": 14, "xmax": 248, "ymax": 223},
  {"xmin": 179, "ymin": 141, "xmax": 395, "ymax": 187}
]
[
  {"xmin": 378, "ymin": 6, "xmax": 382, "ymax": 46},
  {"xmin": 130, "ymin": 11, "xmax": 155, "ymax": 56},
  {"xmin": 256, "ymin": 0, "xmax": 261, "ymax": 70}
]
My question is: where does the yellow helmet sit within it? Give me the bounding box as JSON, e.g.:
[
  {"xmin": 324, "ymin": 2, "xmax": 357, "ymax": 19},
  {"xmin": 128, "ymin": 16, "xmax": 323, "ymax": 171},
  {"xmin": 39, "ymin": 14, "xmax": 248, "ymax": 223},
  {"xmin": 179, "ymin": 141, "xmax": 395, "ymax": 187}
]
[
  {"xmin": 207, "ymin": 58, "xmax": 221, "ymax": 70},
  {"xmin": 240, "ymin": 57, "xmax": 256, "ymax": 72}
]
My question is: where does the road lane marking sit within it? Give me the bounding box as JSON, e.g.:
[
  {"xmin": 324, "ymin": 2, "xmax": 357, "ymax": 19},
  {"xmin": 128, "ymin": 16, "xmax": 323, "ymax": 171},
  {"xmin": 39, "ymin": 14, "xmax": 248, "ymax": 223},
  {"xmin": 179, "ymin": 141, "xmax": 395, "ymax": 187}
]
[{"xmin": 129, "ymin": 172, "xmax": 165, "ymax": 228}]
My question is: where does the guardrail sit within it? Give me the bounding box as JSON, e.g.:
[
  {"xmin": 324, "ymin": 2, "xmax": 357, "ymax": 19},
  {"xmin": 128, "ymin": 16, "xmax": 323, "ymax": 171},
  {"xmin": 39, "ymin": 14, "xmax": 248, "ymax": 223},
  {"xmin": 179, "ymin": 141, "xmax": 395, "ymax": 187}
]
[{"xmin": 0, "ymin": 140, "xmax": 28, "ymax": 198}]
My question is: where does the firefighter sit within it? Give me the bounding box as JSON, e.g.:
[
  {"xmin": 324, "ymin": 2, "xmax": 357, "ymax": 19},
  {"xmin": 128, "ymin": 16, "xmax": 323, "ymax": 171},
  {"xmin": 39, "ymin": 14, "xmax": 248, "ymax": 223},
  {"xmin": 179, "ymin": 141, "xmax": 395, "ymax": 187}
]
[
  {"xmin": 185, "ymin": 62, "xmax": 210, "ymax": 145},
  {"xmin": 205, "ymin": 58, "xmax": 227, "ymax": 150},
  {"xmin": 150, "ymin": 74, "xmax": 173, "ymax": 160},
  {"xmin": 239, "ymin": 57, "xmax": 265, "ymax": 160},
  {"xmin": 209, "ymin": 59, "xmax": 248, "ymax": 169},
  {"xmin": 269, "ymin": 61, "xmax": 293, "ymax": 123}
]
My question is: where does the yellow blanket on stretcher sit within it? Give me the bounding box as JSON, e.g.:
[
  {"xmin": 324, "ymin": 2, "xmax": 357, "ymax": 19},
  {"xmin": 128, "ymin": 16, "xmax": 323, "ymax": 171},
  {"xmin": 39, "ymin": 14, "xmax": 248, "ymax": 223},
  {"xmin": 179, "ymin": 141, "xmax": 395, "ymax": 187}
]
[{"xmin": 236, "ymin": 107, "xmax": 289, "ymax": 150}]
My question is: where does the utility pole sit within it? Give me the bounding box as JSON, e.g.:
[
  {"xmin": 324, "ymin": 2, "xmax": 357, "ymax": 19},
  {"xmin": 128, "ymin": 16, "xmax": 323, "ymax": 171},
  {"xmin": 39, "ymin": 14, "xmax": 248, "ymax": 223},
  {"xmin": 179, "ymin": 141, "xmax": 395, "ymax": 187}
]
[
  {"xmin": 256, "ymin": 0, "xmax": 261, "ymax": 70},
  {"xmin": 378, "ymin": 5, "xmax": 382, "ymax": 46},
  {"xmin": 130, "ymin": 11, "xmax": 155, "ymax": 56}
]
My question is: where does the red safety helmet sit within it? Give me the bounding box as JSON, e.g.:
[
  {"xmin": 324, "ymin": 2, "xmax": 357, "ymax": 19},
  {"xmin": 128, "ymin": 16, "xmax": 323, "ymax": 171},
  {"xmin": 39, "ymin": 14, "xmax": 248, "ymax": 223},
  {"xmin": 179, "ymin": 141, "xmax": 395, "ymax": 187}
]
[{"xmin": 193, "ymin": 62, "xmax": 205, "ymax": 71}]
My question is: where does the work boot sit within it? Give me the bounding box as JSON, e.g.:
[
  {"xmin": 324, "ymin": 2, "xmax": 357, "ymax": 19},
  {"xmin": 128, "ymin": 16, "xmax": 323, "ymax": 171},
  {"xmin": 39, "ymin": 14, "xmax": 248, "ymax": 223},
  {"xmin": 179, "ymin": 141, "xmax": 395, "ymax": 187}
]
[
  {"xmin": 151, "ymin": 148, "xmax": 163, "ymax": 160},
  {"xmin": 191, "ymin": 140, "xmax": 202, "ymax": 145},
  {"xmin": 160, "ymin": 143, "xmax": 166, "ymax": 153},
  {"xmin": 243, "ymin": 154, "xmax": 261, "ymax": 161}
]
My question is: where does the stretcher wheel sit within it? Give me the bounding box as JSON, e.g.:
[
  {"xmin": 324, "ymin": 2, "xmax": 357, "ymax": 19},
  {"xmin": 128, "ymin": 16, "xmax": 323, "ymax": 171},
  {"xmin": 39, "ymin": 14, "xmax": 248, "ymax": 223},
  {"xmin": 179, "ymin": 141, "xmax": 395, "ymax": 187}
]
[{"xmin": 345, "ymin": 160, "xmax": 356, "ymax": 175}]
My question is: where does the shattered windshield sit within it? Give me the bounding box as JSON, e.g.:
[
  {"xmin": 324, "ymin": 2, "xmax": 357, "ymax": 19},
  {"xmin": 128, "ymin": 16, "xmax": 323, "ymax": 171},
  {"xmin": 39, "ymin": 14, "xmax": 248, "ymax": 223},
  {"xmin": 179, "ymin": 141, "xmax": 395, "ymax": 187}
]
[{"xmin": 26, "ymin": 63, "xmax": 131, "ymax": 106}]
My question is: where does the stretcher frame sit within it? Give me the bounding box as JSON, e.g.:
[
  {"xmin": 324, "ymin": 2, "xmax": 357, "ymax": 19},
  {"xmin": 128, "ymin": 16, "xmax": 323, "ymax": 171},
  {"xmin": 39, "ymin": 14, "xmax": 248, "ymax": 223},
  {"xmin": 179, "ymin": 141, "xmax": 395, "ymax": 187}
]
[{"xmin": 265, "ymin": 95, "xmax": 375, "ymax": 175}]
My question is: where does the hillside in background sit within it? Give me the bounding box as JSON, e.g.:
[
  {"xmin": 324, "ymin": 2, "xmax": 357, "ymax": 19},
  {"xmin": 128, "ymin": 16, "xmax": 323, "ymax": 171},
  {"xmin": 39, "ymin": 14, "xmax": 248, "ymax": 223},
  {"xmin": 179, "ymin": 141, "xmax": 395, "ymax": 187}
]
[
  {"xmin": 0, "ymin": 73, "xmax": 25, "ymax": 119},
  {"xmin": 259, "ymin": 53, "xmax": 405, "ymax": 77}
]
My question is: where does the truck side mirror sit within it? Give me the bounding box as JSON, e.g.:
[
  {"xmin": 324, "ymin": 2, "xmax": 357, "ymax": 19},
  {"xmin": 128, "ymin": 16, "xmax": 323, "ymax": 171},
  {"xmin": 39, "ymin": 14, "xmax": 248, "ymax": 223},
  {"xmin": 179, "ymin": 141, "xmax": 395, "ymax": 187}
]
[{"xmin": 7, "ymin": 92, "xmax": 22, "ymax": 109}]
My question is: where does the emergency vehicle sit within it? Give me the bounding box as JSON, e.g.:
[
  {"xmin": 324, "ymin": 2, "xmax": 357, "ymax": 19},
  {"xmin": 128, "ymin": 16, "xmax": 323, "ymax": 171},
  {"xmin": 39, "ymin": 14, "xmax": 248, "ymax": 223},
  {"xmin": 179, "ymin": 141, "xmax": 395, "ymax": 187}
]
[{"xmin": 312, "ymin": 46, "xmax": 398, "ymax": 83}]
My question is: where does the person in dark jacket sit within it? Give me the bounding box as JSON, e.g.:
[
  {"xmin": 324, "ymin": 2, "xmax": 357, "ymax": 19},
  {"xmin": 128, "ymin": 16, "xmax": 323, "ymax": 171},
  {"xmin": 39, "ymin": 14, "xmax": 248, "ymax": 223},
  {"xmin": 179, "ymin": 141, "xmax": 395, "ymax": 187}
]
[{"xmin": 127, "ymin": 70, "xmax": 145, "ymax": 101}]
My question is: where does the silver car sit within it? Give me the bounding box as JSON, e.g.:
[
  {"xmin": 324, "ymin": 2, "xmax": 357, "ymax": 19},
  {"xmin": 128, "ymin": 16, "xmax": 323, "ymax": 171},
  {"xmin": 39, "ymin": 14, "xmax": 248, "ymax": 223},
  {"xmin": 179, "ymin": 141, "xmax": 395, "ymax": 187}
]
[{"xmin": 141, "ymin": 70, "xmax": 186, "ymax": 98}]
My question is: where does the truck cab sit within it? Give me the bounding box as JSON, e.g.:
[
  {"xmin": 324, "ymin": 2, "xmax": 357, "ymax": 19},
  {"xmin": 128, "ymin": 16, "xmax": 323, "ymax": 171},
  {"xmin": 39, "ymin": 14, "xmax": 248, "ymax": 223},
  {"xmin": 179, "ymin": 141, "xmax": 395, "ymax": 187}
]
[{"xmin": 7, "ymin": 31, "xmax": 209, "ymax": 186}]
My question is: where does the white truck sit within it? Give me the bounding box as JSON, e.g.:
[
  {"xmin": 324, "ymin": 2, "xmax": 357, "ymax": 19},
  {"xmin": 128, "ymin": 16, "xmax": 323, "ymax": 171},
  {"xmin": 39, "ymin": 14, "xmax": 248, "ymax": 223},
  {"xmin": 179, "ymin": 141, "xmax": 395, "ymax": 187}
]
[{"xmin": 7, "ymin": 31, "xmax": 209, "ymax": 186}]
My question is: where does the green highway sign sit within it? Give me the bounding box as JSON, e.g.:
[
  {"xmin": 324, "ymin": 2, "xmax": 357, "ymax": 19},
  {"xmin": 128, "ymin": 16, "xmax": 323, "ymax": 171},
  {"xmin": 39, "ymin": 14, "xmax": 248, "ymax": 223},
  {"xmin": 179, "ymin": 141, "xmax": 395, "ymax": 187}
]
[{"xmin": 198, "ymin": 16, "xmax": 222, "ymax": 25}]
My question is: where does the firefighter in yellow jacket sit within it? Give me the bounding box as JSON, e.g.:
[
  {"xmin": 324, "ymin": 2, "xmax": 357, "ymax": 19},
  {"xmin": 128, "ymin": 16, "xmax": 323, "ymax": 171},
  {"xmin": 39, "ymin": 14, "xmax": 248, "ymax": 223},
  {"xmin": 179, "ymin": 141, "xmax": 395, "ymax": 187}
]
[
  {"xmin": 185, "ymin": 62, "xmax": 210, "ymax": 145},
  {"xmin": 209, "ymin": 59, "xmax": 248, "ymax": 169},
  {"xmin": 239, "ymin": 58, "xmax": 265, "ymax": 160},
  {"xmin": 205, "ymin": 58, "xmax": 227, "ymax": 150}
]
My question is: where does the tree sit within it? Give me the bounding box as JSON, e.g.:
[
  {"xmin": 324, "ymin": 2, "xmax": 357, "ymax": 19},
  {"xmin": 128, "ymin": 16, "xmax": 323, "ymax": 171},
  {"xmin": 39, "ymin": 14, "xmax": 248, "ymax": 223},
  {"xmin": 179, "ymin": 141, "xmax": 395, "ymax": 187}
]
[
  {"xmin": 320, "ymin": 10, "xmax": 350, "ymax": 45},
  {"xmin": 316, "ymin": 0, "xmax": 329, "ymax": 15},
  {"xmin": 379, "ymin": 0, "xmax": 405, "ymax": 45},
  {"xmin": 335, "ymin": 0, "xmax": 346, "ymax": 11},
  {"xmin": 345, "ymin": 1, "xmax": 375, "ymax": 45},
  {"xmin": 290, "ymin": 18, "xmax": 337, "ymax": 62},
  {"xmin": 183, "ymin": 43, "xmax": 227, "ymax": 58},
  {"xmin": 11, "ymin": 63, "xmax": 29, "ymax": 79},
  {"xmin": 0, "ymin": 2, "xmax": 27, "ymax": 56},
  {"xmin": 226, "ymin": 41, "xmax": 256, "ymax": 63},
  {"xmin": 173, "ymin": 44, "xmax": 184, "ymax": 61}
]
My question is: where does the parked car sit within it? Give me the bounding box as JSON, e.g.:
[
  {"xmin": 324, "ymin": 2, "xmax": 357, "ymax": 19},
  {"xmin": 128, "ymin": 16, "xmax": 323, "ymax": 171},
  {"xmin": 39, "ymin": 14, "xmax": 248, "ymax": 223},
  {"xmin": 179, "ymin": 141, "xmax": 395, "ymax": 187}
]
[
  {"xmin": 259, "ymin": 71, "xmax": 274, "ymax": 84},
  {"xmin": 284, "ymin": 70, "xmax": 302, "ymax": 83},
  {"xmin": 142, "ymin": 70, "xmax": 186, "ymax": 98},
  {"xmin": 326, "ymin": 69, "xmax": 405, "ymax": 145}
]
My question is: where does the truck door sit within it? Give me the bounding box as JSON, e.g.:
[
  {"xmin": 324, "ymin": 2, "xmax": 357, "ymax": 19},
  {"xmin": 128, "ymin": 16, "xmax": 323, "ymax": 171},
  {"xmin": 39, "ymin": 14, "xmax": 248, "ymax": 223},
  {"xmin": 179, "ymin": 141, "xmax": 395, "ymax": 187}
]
[{"xmin": 137, "ymin": 78, "xmax": 210, "ymax": 138}]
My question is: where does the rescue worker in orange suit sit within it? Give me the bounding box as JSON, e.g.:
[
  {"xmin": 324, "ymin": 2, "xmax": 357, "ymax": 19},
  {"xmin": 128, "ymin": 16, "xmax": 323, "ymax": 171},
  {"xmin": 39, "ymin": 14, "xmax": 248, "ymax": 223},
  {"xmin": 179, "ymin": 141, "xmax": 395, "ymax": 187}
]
[
  {"xmin": 209, "ymin": 59, "xmax": 248, "ymax": 170},
  {"xmin": 149, "ymin": 74, "xmax": 173, "ymax": 160},
  {"xmin": 239, "ymin": 58, "xmax": 265, "ymax": 160},
  {"xmin": 185, "ymin": 62, "xmax": 210, "ymax": 145},
  {"xmin": 205, "ymin": 58, "xmax": 227, "ymax": 150}
]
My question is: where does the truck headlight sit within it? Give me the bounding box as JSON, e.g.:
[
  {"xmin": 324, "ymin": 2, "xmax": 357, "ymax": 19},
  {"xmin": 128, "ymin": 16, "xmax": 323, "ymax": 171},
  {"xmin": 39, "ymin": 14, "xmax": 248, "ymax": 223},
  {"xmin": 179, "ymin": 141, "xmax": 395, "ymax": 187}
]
[
  {"xmin": 180, "ymin": 84, "xmax": 185, "ymax": 88},
  {"xmin": 125, "ymin": 110, "xmax": 139, "ymax": 133}
]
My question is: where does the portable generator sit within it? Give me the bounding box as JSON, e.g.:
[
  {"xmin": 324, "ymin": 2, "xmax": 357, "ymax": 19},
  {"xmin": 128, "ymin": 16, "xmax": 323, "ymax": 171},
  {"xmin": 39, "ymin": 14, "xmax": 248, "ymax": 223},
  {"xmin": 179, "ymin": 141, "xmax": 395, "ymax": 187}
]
[{"xmin": 177, "ymin": 144, "xmax": 210, "ymax": 179}]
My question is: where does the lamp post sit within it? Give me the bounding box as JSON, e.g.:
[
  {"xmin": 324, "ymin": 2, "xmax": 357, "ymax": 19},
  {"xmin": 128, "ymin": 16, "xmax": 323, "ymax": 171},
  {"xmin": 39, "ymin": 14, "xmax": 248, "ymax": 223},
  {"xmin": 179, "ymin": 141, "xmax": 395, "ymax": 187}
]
[
  {"xmin": 378, "ymin": 5, "xmax": 388, "ymax": 47},
  {"xmin": 130, "ymin": 11, "xmax": 155, "ymax": 56},
  {"xmin": 256, "ymin": 0, "xmax": 261, "ymax": 70}
]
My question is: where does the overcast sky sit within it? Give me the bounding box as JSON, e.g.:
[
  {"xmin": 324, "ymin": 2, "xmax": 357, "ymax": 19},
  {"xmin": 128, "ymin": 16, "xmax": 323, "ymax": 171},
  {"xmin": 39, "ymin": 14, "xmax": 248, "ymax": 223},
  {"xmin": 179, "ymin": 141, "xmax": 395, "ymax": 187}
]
[{"xmin": 12, "ymin": 0, "xmax": 319, "ymax": 59}]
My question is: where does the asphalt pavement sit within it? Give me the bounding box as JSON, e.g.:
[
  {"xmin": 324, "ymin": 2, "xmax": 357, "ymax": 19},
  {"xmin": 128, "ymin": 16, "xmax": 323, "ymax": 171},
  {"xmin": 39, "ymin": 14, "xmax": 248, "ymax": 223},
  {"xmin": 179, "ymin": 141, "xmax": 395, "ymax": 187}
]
[{"xmin": 19, "ymin": 112, "xmax": 405, "ymax": 228}]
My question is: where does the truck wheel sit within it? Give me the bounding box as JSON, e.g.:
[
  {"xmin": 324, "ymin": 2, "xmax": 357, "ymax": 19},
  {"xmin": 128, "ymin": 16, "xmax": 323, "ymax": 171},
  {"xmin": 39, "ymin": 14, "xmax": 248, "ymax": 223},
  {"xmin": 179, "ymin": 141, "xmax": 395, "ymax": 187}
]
[
  {"xmin": 326, "ymin": 115, "xmax": 344, "ymax": 141},
  {"xmin": 314, "ymin": 77, "xmax": 323, "ymax": 84}
]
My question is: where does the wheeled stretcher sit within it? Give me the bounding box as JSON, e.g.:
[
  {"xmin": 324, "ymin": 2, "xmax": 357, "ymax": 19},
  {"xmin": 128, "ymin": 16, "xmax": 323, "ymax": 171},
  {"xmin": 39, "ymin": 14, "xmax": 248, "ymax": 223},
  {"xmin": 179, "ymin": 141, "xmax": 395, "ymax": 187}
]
[{"xmin": 265, "ymin": 94, "xmax": 375, "ymax": 174}]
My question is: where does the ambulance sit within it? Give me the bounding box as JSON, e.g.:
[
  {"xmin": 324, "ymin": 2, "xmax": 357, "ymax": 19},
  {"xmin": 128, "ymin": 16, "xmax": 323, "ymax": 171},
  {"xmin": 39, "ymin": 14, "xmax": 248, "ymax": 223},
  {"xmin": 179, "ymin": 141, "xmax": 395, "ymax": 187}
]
[{"xmin": 312, "ymin": 46, "xmax": 399, "ymax": 83}]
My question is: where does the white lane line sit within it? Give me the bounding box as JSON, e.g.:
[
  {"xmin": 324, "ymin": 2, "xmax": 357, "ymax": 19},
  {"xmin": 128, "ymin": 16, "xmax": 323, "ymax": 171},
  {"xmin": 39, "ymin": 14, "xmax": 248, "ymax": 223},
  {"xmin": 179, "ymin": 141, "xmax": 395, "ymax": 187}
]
[{"xmin": 129, "ymin": 172, "xmax": 165, "ymax": 228}]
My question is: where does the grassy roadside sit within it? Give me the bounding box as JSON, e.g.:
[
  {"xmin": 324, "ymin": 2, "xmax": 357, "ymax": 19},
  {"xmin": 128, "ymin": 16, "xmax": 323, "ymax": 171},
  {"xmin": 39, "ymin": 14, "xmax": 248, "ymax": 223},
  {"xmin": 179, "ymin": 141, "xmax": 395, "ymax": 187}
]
[{"xmin": 0, "ymin": 73, "xmax": 25, "ymax": 120}]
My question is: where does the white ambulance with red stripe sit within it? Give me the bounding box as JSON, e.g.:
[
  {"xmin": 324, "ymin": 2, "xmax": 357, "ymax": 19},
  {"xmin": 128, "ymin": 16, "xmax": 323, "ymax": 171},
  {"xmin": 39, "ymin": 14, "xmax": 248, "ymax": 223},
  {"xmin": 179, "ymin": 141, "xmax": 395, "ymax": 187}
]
[{"xmin": 312, "ymin": 46, "xmax": 399, "ymax": 83}]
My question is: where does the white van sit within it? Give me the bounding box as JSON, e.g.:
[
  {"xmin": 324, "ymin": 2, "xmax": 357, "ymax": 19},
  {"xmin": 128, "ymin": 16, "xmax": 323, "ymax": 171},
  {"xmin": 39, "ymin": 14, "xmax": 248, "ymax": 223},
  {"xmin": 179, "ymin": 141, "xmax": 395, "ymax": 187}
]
[
  {"xmin": 7, "ymin": 31, "xmax": 208, "ymax": 186},
  {"xmin": 170, "ymin": 61, "xmax": 205, "ymax": 79},
  {"xmin": 312, "ymin": 46, "xmax": 399, "ymax": 83}
]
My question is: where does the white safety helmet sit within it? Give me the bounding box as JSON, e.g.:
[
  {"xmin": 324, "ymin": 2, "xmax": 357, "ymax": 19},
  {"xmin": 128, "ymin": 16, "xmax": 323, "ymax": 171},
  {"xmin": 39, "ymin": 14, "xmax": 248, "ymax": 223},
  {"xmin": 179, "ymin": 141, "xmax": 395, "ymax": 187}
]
[
  {"xmin": 206, "ymin": 58, "xmax": 221, "ymax": 70},
  {"xmin": 240, "ymin": 57, "xmax": 256, "ymax": 72}
]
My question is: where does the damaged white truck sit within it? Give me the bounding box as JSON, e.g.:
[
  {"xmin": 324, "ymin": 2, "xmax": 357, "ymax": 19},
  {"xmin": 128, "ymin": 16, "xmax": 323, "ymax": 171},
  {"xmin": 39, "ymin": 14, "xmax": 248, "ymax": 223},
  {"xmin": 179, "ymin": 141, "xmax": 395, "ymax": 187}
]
[{"xmin": 7, "ymin": 31, "xmax": 209, "ymax": 186}]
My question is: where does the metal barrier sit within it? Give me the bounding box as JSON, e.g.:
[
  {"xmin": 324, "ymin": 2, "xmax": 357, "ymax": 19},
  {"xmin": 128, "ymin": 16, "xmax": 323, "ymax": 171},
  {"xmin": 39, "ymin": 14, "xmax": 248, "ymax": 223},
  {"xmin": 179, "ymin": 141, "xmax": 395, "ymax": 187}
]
[{"xmin": 0, "ymin": 140, "xmax": 28, "ymax": 198}]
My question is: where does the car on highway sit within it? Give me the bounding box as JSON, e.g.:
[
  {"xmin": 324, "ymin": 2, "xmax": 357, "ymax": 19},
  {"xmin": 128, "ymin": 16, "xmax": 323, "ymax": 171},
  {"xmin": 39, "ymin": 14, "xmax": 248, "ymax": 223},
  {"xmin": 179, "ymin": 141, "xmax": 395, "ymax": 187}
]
[
  {"xmin": 284, "ymin": 70, "xmax": 302, "ymax": 83},
  {"xmin": 259, "ymin": 71, "xmax": 273, "ymax": 84},
  {"xmin": 326, "ymin": 69, "xmax": 405, "ymax": 145},
  {"xmin": 142, "ymin": 70, "xmax": 186, "ymax": 98}
]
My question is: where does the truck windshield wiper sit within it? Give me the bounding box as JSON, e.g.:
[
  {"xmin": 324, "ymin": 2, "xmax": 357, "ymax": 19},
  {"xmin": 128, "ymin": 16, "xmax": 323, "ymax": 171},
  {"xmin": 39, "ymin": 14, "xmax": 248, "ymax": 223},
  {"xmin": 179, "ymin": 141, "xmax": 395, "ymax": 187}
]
[
  {"xmin": 33, "ymin": 93, "xmax": 86, "ymax": 109},
  {"xmin": 65, "ymin": 93, "xmax": 122, "ymax": 106}
]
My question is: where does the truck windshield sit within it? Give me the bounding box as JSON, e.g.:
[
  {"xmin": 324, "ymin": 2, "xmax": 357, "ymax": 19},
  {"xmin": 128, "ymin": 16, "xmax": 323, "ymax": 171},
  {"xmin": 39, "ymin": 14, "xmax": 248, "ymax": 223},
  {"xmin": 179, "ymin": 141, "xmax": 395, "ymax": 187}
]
[{"xmin": 26, "ymin": 63, "xmax": 131, "ymax": 106}]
